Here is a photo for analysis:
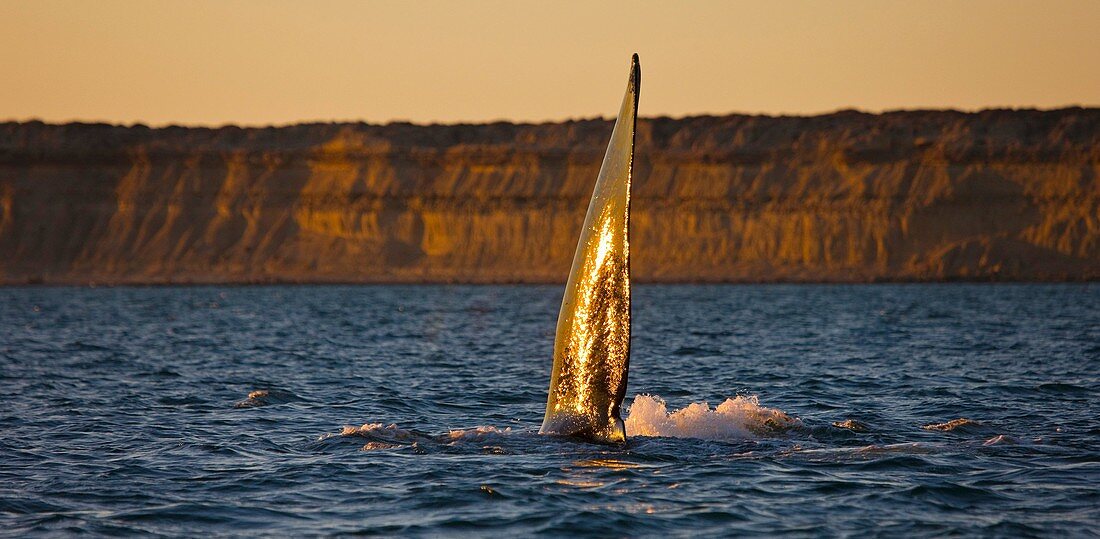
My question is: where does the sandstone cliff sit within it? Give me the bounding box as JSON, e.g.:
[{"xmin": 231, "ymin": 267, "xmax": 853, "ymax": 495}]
[{"xmin": 2, "ymin": 109, "xmax": 1098, "ymax": 284}]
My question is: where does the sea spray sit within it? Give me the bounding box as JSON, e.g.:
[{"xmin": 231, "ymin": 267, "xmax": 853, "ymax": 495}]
[{"xmin": 624, "ymin": 394, "xmax": 800, "ymax": 440}]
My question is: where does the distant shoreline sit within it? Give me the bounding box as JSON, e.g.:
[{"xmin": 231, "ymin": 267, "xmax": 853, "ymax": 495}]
[{"xmin": 3, "ymin": 108, "xmax": 1098, "ymax": 284}]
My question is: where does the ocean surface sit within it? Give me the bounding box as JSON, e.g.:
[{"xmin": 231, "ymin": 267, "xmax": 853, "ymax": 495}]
[{"xmin": 2, "ymin": 284, "xmax": 1098, "ymax": 537}]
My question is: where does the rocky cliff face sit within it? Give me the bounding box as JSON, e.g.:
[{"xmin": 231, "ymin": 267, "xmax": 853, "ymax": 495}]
[{"xmin": 2, "ymin": 109, "xmax": 1098, "ymax": 284}]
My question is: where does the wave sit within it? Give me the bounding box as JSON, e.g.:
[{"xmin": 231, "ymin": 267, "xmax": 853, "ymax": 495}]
[
  {"xmin": 832, "ymin": 419, "xmax": 871, "ymax": 432},
  {"xmin": 331, "ymin": 422, "xmax": 516, "ymax": 451},
  {"xmin": 446, "ymin": 425, "xmax": 513, "ymax": 441},
  {"xmin": 234, "ymin": 389, "xmax": 301, "ymax": 408},
  {"xmin": 982, "ymin": 434, "xmax": 1020, "ymax": 446},
  {"xmin": 340, "ymin": 422, "xmax": 422, "ymax": 440},
  {"xmin": 921, "ymin": 418, "xmax": 982, "ymax": 432},
  {"xmin": 624, "ymin": 394, "xmax": 801, "ymax": 441}
]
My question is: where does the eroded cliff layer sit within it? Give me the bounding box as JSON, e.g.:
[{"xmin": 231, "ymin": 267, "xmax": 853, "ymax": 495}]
[{"xmin": 2, "ymin": 109, "xmax": 1098, "ymax": 284}]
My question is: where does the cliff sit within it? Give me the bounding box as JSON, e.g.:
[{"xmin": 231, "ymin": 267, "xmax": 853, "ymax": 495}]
[{"xmin": 2, "ymin": 109, "xmax": 1099, "ymax": 284}]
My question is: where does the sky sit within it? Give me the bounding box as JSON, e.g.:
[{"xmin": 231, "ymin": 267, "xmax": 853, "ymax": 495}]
[{"xmin": 1, "ymin": 0, "xmax": 1098, "ymax": 126}]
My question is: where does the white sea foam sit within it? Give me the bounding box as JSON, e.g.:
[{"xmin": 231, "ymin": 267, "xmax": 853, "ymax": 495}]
[
  {"xmin": 447, "ymin": 426, "xmax": 513, "ymax": 440},
  {"xmin": 624, "ymin": 394, "xmax": 800, "ymax": 441},
  {"xmin": 340, "ymin": 422, "xmax": 420, "ymax": 440}
]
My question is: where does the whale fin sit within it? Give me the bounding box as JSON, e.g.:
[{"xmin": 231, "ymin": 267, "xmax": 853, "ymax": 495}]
[{"xmin": 540, "ymin": 54, "xmax": 640, "ymax": 444}]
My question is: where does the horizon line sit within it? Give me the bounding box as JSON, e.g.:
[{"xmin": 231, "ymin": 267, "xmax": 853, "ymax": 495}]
[{"xmin": 4, "ymin": 104, "xmax": 1098, "ymax": 130}]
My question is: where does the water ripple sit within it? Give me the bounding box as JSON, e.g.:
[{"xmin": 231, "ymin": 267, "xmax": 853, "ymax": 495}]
[{"xmin": 1, "ymin": 284, "xmax": 1098, "ymax": 536}]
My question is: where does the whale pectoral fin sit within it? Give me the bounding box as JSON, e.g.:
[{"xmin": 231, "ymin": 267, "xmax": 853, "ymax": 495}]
[{"xmin": 540, "ymin": 55, "xmax": 639, "ymax": 445}]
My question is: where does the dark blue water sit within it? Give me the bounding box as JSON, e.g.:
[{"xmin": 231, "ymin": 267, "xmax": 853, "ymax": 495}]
[{"xmin": 2, "ymin": 284, "xmax": 1098, "ymax": 536}]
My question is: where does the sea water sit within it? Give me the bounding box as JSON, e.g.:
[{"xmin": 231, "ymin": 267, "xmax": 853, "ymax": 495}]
[{"xmin": 1, "ymin": 284, "xmax": 1097, "ymax": 536}]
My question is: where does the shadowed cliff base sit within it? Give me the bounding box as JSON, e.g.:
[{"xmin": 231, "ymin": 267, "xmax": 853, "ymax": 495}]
[{"xmin": 1, "ymin": 108, "xmax": 1098, "ymax": 284}]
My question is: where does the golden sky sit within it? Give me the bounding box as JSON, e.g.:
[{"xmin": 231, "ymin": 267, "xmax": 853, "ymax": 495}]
[{"xmin": 2, "ymin": 0, "xmax": 1098, "ymax": 126}]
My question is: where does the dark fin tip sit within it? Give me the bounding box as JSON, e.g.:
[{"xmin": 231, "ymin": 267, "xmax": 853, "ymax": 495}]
[{"xmin": 630, "ymin": 53, "xmax": 641, "ymax": 103}]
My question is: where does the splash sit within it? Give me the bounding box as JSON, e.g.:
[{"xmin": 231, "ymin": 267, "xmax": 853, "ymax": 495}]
[{"xmin": 624, "ymin": 394, "xmax": 800, "ymax": 441}]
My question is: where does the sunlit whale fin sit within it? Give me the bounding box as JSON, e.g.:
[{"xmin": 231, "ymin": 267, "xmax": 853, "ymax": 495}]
[{"xmin": 539, "ymin": 54, "xmax": 640, "ymax": 444}]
